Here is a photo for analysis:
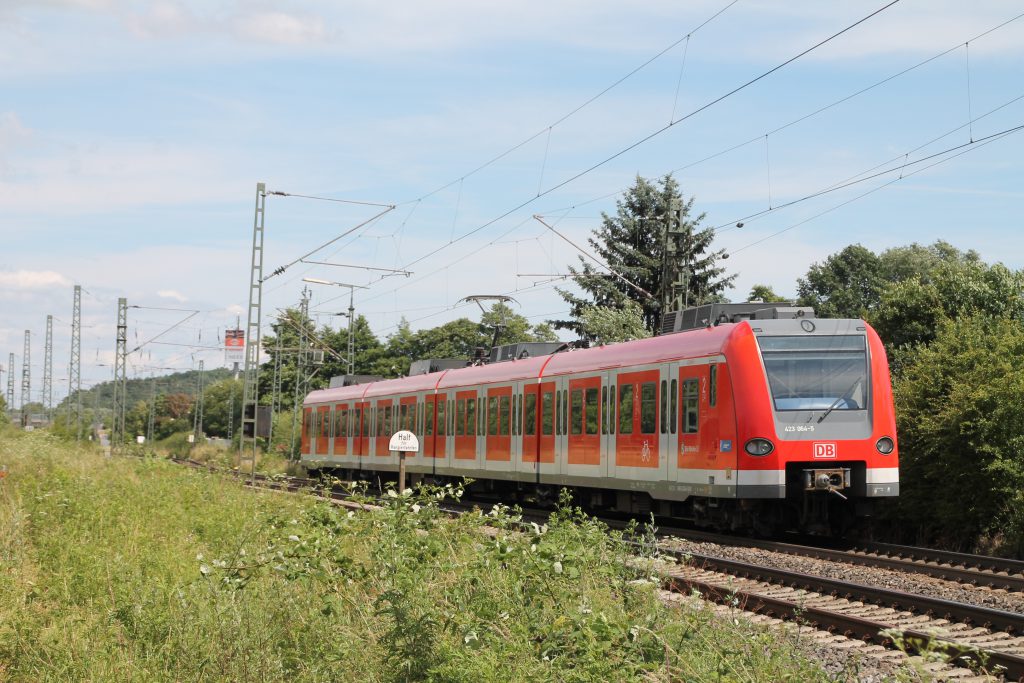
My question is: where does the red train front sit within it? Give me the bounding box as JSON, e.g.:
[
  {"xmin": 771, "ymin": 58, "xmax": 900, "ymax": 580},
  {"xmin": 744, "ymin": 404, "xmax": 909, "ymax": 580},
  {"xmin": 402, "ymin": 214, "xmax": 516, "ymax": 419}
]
[{"xmin": 300, "ymin": 304, "xmax": 898, "ymax": 535}]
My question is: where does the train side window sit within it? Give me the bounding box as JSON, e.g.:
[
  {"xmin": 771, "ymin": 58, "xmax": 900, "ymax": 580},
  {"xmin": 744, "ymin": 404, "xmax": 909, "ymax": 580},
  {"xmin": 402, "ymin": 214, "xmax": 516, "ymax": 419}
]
[
  {"xmin": 618, "ymin": 384, "xmax": 634, "ymax": 434},
  {"xmin": 385, "ymin": 404, "xmax": 393, "ymax": 435},
  {"xmin": 425, "ymin": 401, "xmax": 435, "ymax": 436},
  {"xmin": 660, "ymin": 380, "xmax": 667, "ymax": 434},
  {"xmin": 585, "ymin": 387, "xmax": 599, "ymax": 435},
  {"xmin": 499, "ymin": 395, "xmax": 510, "ymax": 436},
  {"xmin": 570, "ymin": 389, "xmax": 583, "ymax": 435},
  {"xmin": 542, "ymin": 391, "xmax": 554, "ymax": 435},
  {"xmin": 478, "ymin": 397, "xmax": 486, "ymax": 435},
  {"xmin": 670, "ymin": 380, "xmax": 678, "ymax": 434},
  {"xmin": 437, "ymin": 400, "xmax": 445, "ymax": 436},
  {"xmin": 449, "ymin": 400, "xmax": 455, "ymax": 435},
  {"xmin": 640, "ymin": 382, "xmax": 657, "ymax": 434},
  {"xmin": 400, "ymin": 404, "xmax": 408, "ymax": 430},
  {"xmin": 562, "ymin": 389, "xmax": 569, "ymax": 435},
  {"xmin": 709, "ymin": 365, "xmax": 718, "ymax": 407},
  {"xmin": 683, "ymin": 379, "xmax": 699, "ymax": 433},
  {"xmin": 456, "ymin": 399, "xmax": 466, "ymax": 436},
  {"xmin": 353, "ymin": 408, "xmax": 360, "ymax": 437},
  {"xmin": 525, "ymin": 393, "xmax": 537, "ymax": 435},
  {"xmin": 555, "ymin": 390, "xmax": 562, "ymax": 435},
  {"xmin": 601, "ymin": 386, "xmax": 607, "ymax": 434},
  {"xmin": 609, "ymin": 384, "xmax": 616, "ymax": 434},
  {"xmin": 514, "ymin": 394, "xmax": 520, "ymax": 435},
  {"xmin": 487, "ymin": 396, "xmax": 497, "ymax": 436},
  {"xmin": 324, "ymin": 411, "xmax": 331, "ymax": 439}
]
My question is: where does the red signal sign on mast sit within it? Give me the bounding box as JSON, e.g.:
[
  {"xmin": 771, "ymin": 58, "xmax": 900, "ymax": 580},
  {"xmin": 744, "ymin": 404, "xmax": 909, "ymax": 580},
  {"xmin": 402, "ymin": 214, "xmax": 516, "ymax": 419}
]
[{"xmin": 225, "ymin": 328, "xmax": 244, "ymax": 363}]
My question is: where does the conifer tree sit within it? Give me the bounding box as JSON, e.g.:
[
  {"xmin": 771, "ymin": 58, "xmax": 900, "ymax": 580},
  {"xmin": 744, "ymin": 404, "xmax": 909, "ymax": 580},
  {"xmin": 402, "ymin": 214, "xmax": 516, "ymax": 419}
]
[{"xmin": 554, "ymin": 174, "xmax": 733, "ymax": 336}]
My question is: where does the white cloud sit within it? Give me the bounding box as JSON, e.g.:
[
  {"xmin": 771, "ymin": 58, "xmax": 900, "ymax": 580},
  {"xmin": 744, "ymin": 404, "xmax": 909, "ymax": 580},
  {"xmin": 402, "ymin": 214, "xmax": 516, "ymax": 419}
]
[
  {"xmin": 0, "ymin": 269, "xmax": 71, "ymax": 290},
  {"xmin": 157, "ymin": 289, "xmax": 188, "ymax": 302},
  {"xmin": 235, "ymin": 11, "xmax": 328, "ymax": 45}
]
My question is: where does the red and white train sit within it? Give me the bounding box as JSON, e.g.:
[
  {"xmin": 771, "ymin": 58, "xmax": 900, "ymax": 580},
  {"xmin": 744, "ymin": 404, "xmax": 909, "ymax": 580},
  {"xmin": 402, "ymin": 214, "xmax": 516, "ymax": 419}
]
[{"xmin": 301, "ymin": 304, "xmax": 898, "ymax": 533}]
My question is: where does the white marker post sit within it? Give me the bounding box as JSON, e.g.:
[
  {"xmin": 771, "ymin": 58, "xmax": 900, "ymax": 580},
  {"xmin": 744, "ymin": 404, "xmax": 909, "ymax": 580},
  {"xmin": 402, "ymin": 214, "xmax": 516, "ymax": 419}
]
[{"xmin": 388, "ymin": 430, "xmax": 419, "ymax": 494}]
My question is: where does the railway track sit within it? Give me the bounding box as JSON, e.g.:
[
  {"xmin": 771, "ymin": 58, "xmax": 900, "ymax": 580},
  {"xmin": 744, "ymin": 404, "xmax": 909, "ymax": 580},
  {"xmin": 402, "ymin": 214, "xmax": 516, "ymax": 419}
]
[
  {"xmin": 649, "ymin": 524, "xmax": 1024, "ymax": 593},
  {"xmin": 659, "ymin": 547, "xmax": 1024, "ymax": 680}
]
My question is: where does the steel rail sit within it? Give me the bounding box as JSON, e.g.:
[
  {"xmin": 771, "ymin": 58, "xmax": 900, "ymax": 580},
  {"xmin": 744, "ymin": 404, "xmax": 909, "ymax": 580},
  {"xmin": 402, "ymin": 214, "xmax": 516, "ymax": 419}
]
[
  {"xmin": 668, "ymin": 548, "xmax": 1024, "ymax": 634},
  {"xmin": 665, "ymin": 573, "xmax": 1024, "ymax": 681},
  {"xmin": 851, "ymin": 540, "xmax": 1024, "ymax": 575},
  {"xmin": 651, "ymin": 524, "xmax": 1024, "ymax": 592}
]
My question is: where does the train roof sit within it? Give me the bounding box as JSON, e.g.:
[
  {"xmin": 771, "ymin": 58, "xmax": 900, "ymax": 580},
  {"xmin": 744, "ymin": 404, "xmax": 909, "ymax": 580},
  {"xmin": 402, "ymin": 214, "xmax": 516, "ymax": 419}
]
[{"xmin": 304, "ymin": 323, "xmax": 738, "ymax": 405}]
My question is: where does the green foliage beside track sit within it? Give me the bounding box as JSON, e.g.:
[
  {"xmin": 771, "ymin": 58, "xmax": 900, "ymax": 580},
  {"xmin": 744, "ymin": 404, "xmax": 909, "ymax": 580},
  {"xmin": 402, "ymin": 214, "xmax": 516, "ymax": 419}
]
[{"xmin": 0, "ymin": 432, "xmax": 837, "ymax": 682}]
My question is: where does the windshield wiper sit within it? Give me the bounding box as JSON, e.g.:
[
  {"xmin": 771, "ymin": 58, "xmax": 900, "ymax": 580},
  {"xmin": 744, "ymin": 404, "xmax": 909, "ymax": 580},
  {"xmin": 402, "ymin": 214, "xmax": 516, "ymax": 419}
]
[{"xmin": 817, "ymin": 378, "xmax": 862, "ymax": 424}]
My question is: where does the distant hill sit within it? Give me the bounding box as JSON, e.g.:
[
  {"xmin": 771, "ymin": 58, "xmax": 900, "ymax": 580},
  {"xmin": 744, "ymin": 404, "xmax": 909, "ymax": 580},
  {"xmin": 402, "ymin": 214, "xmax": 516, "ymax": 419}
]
[{"xmin": 55, "ymin": 367, "xmax": 235, "ymax": 414}]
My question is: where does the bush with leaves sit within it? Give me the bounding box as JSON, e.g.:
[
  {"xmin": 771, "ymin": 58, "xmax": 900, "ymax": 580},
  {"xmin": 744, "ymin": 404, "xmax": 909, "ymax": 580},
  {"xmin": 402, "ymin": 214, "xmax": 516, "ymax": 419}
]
[{"xmin": 890, "ymin": 315, "xmax": 1024, "ymax": 556}]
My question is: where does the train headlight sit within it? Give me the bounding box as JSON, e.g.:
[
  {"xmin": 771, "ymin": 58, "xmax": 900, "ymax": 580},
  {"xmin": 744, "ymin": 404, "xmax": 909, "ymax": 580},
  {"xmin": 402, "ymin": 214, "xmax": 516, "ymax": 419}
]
[
  {"xmin": 744, "ymin": 438, "xmax": 774, "ymax": 456},
  {"xmin": 876, "ymin": 437, "xmax": 895, "ymax": 455}
]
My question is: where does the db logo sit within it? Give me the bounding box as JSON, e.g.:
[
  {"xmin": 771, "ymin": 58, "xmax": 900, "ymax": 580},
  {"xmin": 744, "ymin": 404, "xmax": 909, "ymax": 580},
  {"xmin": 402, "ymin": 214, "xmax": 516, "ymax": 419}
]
[{"xmin": 813, "ymin": 442, "xmax": 837, "ymax": 459}]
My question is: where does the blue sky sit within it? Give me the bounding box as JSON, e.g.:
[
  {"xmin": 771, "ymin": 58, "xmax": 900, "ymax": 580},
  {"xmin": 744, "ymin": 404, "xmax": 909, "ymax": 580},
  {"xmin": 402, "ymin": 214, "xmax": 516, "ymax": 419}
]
[{"xmin": 1, "ymin": 0, "xmax": 1022, "ymax": 402}]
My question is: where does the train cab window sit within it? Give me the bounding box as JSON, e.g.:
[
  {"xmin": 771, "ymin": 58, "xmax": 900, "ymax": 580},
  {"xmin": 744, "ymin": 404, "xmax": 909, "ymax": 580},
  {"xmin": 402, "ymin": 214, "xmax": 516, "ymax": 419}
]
[
  {"xmin": 641, "ymin": 382, "xmax": 657, "ymax": 435},
  {"xmin": 585, "ymin": 388, "xmax": 599, "ymax": 435},
  {"xmin": 670, "ymin": 379, "xmax": 678, "ymax": 434},
  {"xmin": 618, "ymin": 384, "xmax": 634, "ymax": 434},
  {"xmin": 499, "ymin": 395, "xmax": 510, "ymax": 435},
  {"xmin": 683, "ymin": 379, "xmax": 699, "ymax": 433},
  {"xmin": 660, "ymin": 380, "xmax": 667, "ymax": 434},
  {"xmin": 525, "ymin": 393, "xmax": 537, "ymax": 435},
  {"xmin": 456, "ymin": 399, "xmax": 466, "ymax": 436},
  {"xmin": 570, "ymin": 389, "xmax": 583, "ymax": 435},
  {"xmin": 542, "ymin": 391, "xmax": 554, "ymax": 435},
  {"xmin": 710, "ymin": 365, "xmax": 718, "ymax": 407}
]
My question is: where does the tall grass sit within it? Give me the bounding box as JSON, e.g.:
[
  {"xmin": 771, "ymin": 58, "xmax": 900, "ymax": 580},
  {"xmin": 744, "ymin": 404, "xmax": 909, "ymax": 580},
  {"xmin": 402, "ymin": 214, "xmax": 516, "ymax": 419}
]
[{"xmin": 0, "ymin": 429, "xmax": 836, "ymax": 681}]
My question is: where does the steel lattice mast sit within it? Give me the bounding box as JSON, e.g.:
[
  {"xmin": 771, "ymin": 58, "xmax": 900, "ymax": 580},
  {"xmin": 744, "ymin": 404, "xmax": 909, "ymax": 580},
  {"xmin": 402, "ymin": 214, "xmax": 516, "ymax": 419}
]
[
  {"xmin": 6, "ymin": 352, "xmax": 14, "ymax": 411},
  {"xmin": 239, "ymin": 182, "xmax": 266, "ymax": 480},
  {"xmin": 69, "ymin": 285, "xmax": 82, "ymax": 439},
  {"xmin": 111, "ymin": 297, "xmax": 128, "ymax": 449},
  {"xmin": 43, "ymin": 315, "xmax": 53, "ymax": 418},
  {"xmin": 192, "ymin": 360, "xmax": 205, "ymax": 446},
  {"xmin": 20, "ymin": 331, "xmax": 30, "ymax": 415}
]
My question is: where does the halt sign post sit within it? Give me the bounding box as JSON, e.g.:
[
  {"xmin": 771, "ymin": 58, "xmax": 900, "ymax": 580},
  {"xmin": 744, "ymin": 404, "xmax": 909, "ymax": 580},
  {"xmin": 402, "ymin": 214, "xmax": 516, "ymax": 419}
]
[{"xmin": 388, "ymin": 430, "xmax": 419, "ymax": 494}]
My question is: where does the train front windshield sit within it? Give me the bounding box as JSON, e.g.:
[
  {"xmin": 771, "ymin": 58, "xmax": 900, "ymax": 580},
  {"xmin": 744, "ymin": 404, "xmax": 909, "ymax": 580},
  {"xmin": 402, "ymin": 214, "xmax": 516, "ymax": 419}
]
[{"xmin": 758, "ymin": 335, "xmax": 868, "ymax": 412}]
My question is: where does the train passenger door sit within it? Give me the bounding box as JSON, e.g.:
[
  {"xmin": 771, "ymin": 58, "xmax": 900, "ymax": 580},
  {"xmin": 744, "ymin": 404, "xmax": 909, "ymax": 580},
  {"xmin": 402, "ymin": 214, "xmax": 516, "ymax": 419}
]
[
  {"xmin": 354, "ymin": 401, "xmax": 369, "ymax": 459},
  {"xmin": 333, "ymin": 403, "xmax": 348, "ymax": 458},
  {"xmin": 453, "ymin": 389, "xmax": 477, "ymax": 465},
  {"xmin": 600, "ymin": 372, "xmax": 616, "ymax": 478},
  {"xmin": 567, "ymin": 376, "xmax": 601, "ymax": 469},
  {"xmin": 316, "ymin": 406, "xmax": 331, "ymax": 456},
  {"xmin": 301, "ymin": 407, "xmax": 312, "ymax": 456},
  {"xmin": 423, "ymin": 394, "xmax": 437, "ymax": 459},
  {"xmin": 676, "ymin": 365, "xmax": 702, "ymax": 482},
  {"xmin": 612, "ymin": 369, "xmax": 661, "ymax": 477},
  {"xmin": 485, "ymin": 385, "xmax": 512, "ymax": 467}
]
